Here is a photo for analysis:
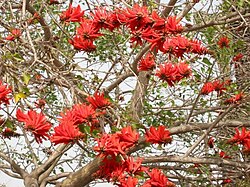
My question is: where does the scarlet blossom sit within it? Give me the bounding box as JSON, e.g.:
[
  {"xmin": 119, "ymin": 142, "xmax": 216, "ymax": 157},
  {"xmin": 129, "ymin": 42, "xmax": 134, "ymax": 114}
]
[
  {"xmin": 201, "ymin": 82, "xmax": 214, "ymax": 95},
  {"xmin": 16, "ymin": 109, "xmax": 51, "ymax": 143},
  {"xmin": 60, "ymin": 4, "xmax": 84, "ymax": 22},
  {"xmin": 130, "ymin": 29, "xmax": 144, "ymax": 47},
  {"xmin": 123, "ymin": 4, "xmax": 151, "ymax": 31},
  {"xmin": 76, "ymin": 19, "xmax": 102, "ymax": 40},
  {"xmin": 155, "ymin": 63, "xmax": 178, "ymax": 86},
  {"xmin": 217, "ymin": 36, "xmax": 230, "ymax": 48},
  {"xmin": 72, "ymin": 103, "xmax": 97, "ymax": 124},
  {"xmin": 176, "ymin": 62, "xmax": 192, "ymax": 80},
  {"xmin": 86, "ymin": 92, "xmax": 111, "ymax": 110},
  {"xmin": 69, "ymin": 36, "xmax": 96, "ymax": 52},
  {"xmin": 124, "ymin": 157, "xmax": 147, "ymax": 175},
  {"xmin": 138, "ymin": 53, "xmax": 156, "ymax": 71},
  {"xmin": 224, "ymin": 92, "xmax": 244, "ymax": 104},
  {"xmin": 142, "ymin": 168, "xmax": 175, "ymax": 187},
  {"xmin": 108, "ymin": 10, "xmax": 123, "ymax": 31},
  {"xmin": 208, "ymin": 137, "xmax": 214, "ymax": 148},
  {"xmin": 94, "ymin": 133, "xmax": 127, "ymax": 157},
  {"xmin": 212, "ymin": 80, "xmax": 226, "ymax": 95},
  {"xmin": 0, "ymin": 81, "xmax": 12, "ymax": 105},
  {"xmin": 165, "ymin": 16, "xmax": 183, "ymax": 33},
  {"xmin": 233, "ymin": 53, "xmax": 243, "ymax": 62},
  {"xmin": 189, "ymin": 39, "xmax": 209, "ymax": 55},
  {"xmin": 1, "ymin": 128, "xmax": 20, "ymax": 139},
  {"xmin": 118, "ymin": 126, "xmax": 139, "ymax": 147},
  {"xmin": 117, "ymin": 176, "xmax": 138, "ymax": 187},
  {"xmin": 151, "ymin": 11, "xmax": 166, "ymax": 30},
  {"xmin": 219, "ymin": 151, "xmax": 231, "ymax": 159},
  {"xmin": 5, "ymin": 29, "xmax": 21, "ymax": 41},
  {"xmin": 146, "ymin": 125, "xmax": 172, "ymax": 144},
  {"xmin": 227, "ymin": 127, "xmax": 250, "ymax": 145},
  {"xmin": 91, "ymin": 8, "xmax": 113, "ymax": 31},
  {"xmin": 50, "ymin": 120, "xmax": 84, "ymax": 145}
]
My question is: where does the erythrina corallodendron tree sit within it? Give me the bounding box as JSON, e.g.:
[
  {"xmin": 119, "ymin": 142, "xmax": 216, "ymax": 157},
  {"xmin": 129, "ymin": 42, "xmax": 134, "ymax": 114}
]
[{"xmin": 0, "ymin": 0, "xmax": 250, "ymax": 187}]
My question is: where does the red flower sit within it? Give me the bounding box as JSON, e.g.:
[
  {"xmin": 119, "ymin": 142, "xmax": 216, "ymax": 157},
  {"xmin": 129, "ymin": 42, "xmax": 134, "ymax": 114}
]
[
  {"xmin": 69, "ymin": 36, "xmax": 96, "ymax": 52},
  {"xmin": 0, "ymin": 81, "xmax": 12, "ymax": 105},
  {"xmin": 176, "ymin": 62, "xmax": 192, "ymax": 80},
  {"xmin": 73, "ymin": 104, "xmax": 97, "ymax": 125},
  {"xmin": 201, "ymin": 82, "xmax": 214, "ymax": 95},
  {"xmin": 221, "ymin": 178, "xmax": 232, "ymax": 184},
  {"xmin": 146, "ymin": 125, "xmax": 172, "ymax": 144},
  {"xmin": 224, "ymin": 92, "xmax": 244, "ymax": 104},
  {"xmin": 16, "ymin": 109, "xmax": 51, "ymax": 143},
  {"xmin": 94, "ymin": 133, "xmax": 127, "ymax": 157},
  {"xmin": 138, "ymin": 53, "xmax": 156, "ymax": 71},
  {"xmin": 233, "ymin": 53, "xmax": 243, "ymax": 62},
  {"xmin": 86, "ymin": 92, "xmax": 111, "ymax": 110},
  {"xmin": 60, "ymin": 4, "xmax": 84, "ymax": 22},
  {"xmin": 155, "ymin": 63, "xmax": 178, "ymax": 86},
  {"xmin": 118, "ymin": 176, "xmax": 138, "ymax": 187},
  {"xmin": 208, "ymin": 137, "xmax": 214, "ymax": 148},
  {"xmin": 50, "ymin": 120, "xmax": 84, "ymax": 145},
  {"xmin": 118, "ymin": 126, "xmax": 139, "ymax": 146},
  {"xmin": 165, "ymin": 16, "xmax": 183, "ymax": 33},
  {"xmin": 227, "ymin": 127, "xmax": 250, "ymax": 145},
  {"xmin": 217, "ymin": 36, "xmax": 230, "ymax": 48},
  {"xmin": 76, "ymin": 19, "xmax": 102, "ymax": 40},
  {"xmin": 91, "ymin": 8, "xmax": 113, "ymax": 31},
  {"xmin": 219, "ymin": 151, "xmax": 231, "ymax": 159},
  {"xmin": 124, "ymin": 157, "xmax": 147, "ymax": 175},
  {"xmin": 212, "ymin": 80, "xmax": 226, "ymax": 95},
  {"xmin": 189, "ymin": 39, "xmax": 209, "ymax": 55},
  {"xmin": 123, "ymin": 4, "xmax": 151, "ymax": 31},
  {"xmin": 5, "ymin": 29, "xmax": 21, "ymax": 41},
  {"xmin": 142, "ymin": 168, "xmax": 175, "ymax": 187}
]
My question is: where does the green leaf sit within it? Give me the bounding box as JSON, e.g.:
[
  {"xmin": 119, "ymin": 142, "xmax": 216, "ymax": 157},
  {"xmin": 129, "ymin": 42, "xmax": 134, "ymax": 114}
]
[
  {"xmin": 22, "ymin": 73, "xmax": 31, "ymax": 85},
  {"xmin": 14, "ymin": 92, "xmax": 26, "ymax": 103}
]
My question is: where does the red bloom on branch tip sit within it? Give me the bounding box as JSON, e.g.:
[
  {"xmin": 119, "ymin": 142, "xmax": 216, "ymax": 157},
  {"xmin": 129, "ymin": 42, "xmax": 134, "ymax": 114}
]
[
  {"xmin": 221, "ymin": 178, "xmax": 232, "ymax": 184},
  {"xmin": 60, "ymin": 4, "xmax": 84, "ymax": 22},
  {"xmin": 16, "ymin": 109, "xmax": 51, "ymax": 143},
  {"xmin": 212, "ymin": 80, "xmax": 226, "ymax": 95},
  {"xmin": 86, "ymin": 92, "xmax": 111, "ymax": 110},
  {"xmin": 50, "ymin": 120, "xmax": 84, "ymax": 145},
  {"xmin": 165, "ymin": 16, "xmax": 183, "ymax": 33},
  {"xmin": 142, "ymin": 168, "xmax": 175, "ymax": 187},
  {"xmin": 227, "ymin": 127, "xmax": 250, "ymax": 145},
  {"xmin": 201, "ymin": 82, "xmax": 214, "ymax": 95},
  {"xmin": 5, "ymin": 29, "xmax": 21, "ymax": 41},
  {"xmin": 224, "ymin": 92, "xmax": 244, "ymax": 104},
  {"xmin": 118, "ymin": 126, "xmax": 139, "ymax": 146},
  {"xmin": 146, "ymin": 125, "xmax": 172, "ymax": 144},
  {"xmin": 69, "ymin": 36, "xmax": 96, "ymax": 52},
  {"xmin": 0, "ymin": 81, "xmax": 12, "ymax": 105},
  {"xmin": 233, "ymin": 53, "xmax": 243, "ymax": 62},
  {"xmin": 176, "ymin": 62, "xmax": 192, "ymax": 80},
  {"xmin": 138, "ymin": 53, "xmax": 156, "ymax": 72},
  {"xmin": 217, "ymin": 36, "xmax": 230, "ymax": 48},
  {"xmin": 118, "ymin": 176, "xmax": 138, "ymax": 187},
  {"xmin": 155, "ymin": 63, "xmax": 178, "ymax": 87}
]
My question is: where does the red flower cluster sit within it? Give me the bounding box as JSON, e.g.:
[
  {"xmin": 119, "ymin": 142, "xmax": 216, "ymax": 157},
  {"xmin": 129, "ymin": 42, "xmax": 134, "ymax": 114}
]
[
  {"xmin": 86, "ymin": 91, "xmax": 111, "ymax": 110},
  {"xmin": 217, "ymin": 36, "xmax": 230, "ymax": 48},
  {"xmin": 227, "ymin": 127, "xmax": 250, "ymax": 153},
  {"xmin": 51, "ymin": 92, "xmax": 109, "ymax": 145},
  {"xmin": 63, "ymin": 3, "xmax": 208, "ymax": 55},
  {"xmin": 16, "ymin": 109, "xmax": 51, "ymax": 143},
  {"xmin": 5, "ymin": 29, "xmax": 21, "ymax": 41},
  {"xmin": 155, "ymin": 62, "xmax": 192, "ymax": 86},
  {"xmin": 201, "ymin": 80, "xmax": 227, "ymax": 95},
  {"xmin": 142, "ymin": 168, "xmax": 175, "ymax": 187},
  {"xmin": 60, "ymin": 4, "xmax": 84, "ymax": 22},
  {"xmin": 146, "ymin": 125, "xmax": 172, "ymax": 144},
  {"xmin": 94, "ymin": 126, "xmax": 139, "ymax": 157},
  {"xmin": 232, "ymin": 53, "xmax": 243, "ymax": 62},
  {"xmin": 138, "ymin": 53, "xmax": 156, "ymax": 72},
  {"xmin": 0, "ymin": 81, "xmax": 12, "ymax": 105},
  {"xmin": 224, "ymin": 92, "xmax": 244, "ymax": 104}
]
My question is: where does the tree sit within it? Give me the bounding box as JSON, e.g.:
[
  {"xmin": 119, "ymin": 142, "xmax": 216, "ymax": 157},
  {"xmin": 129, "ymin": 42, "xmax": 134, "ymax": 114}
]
[{"xmin": 0, "ymin": 0, "xmax": 250, "ymax": 186}]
